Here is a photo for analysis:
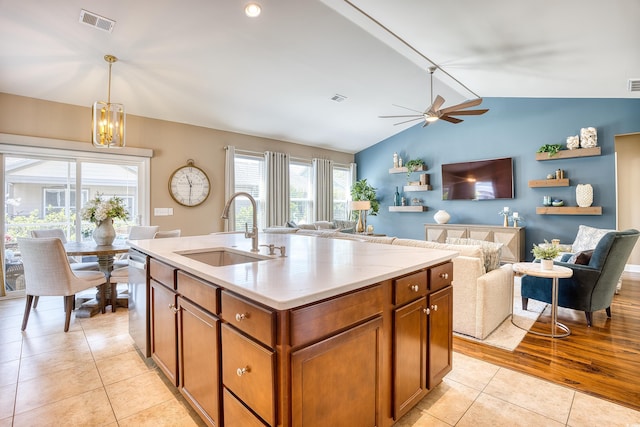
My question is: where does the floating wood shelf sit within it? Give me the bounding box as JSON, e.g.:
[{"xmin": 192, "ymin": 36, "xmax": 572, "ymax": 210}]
[
  {"xmin": 389, "ymin": 165, "xmax": 427, "ymax": 174},
  {"xmin": 536, "ymin": 147, "xmax": 601, "ymax": 161},
  {"xmin": 403, "ymin": 185, "xmax": 433, "ymax": 192},
  {"xmin": 389, "ymin": 206, "xmax": 428, "ymax": 212},
  {"xmin": 528, "ymin": 178, "xmax": 569, "ymax": 188},
  {"xmin": 536, "ymin": 206, "xmax": 602, "ymax": 215}
]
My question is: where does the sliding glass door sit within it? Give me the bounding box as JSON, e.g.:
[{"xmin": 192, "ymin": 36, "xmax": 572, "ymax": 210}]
[{"xmin": 2, "ymin": 150, "xmax": 147, "ymax": 297}]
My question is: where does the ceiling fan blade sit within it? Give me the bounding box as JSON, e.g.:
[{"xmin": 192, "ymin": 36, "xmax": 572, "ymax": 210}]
[
  {"xmin": 379, "ymin": 114, "xmax": 423, "ymax": 118},
  {"xmin": 430, "ymin": 95, "xmax": 445, "ymax": 112},
  {"xmin": 440, "ymin": 109, "xmax": 489, "ymax": 116},
  {"xmin": 392, "ymin": 104, "xmax": 424, "ymax": 114},
  {"xmin": 394, "ymin": 117, "xmax": 425, "ymax": 126},
  {"xmin": 439, "ymin": 98, "xmax": 483, "ymax": 115},
  {"xmin": 440, "ymin": 115, "xmax": 464, "ymax": 124}
]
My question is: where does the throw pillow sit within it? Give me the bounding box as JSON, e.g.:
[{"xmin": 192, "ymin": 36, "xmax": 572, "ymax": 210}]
[
  {"xmin": 567, "ymin": 249, "xmax": 594, "ymax": 265},
  {"xmin": 571, "ymin": 225, "xmax": 613, "ymax": 253},
  {"xmin": 286, "ymin": 221, "xmax": 297, "ymax": 228},
  {"xmin": 445, "ymin": 237, "xmax": 503, "ymax": 272}
]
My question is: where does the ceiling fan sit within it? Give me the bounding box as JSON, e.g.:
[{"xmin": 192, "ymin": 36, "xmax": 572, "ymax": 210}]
[{"xmin": 380, "ymin": 66, "xmax": 489, "ymax": 127}]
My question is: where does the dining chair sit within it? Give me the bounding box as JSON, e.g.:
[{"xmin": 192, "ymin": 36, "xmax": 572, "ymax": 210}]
[
  {"xmin": 111, "ymin": 228, "xmax": 180, "ymax": 286},
  {"xmin": 18, "ymin": 237, "xmax": 107, "ymax": 332},
  {"xmin": 30, "ymin": 229, "xmax": 100, "ymax": 271},
  {"xmin": 154, "ymin": 229, "xmax": 181, "ymax": 238}
]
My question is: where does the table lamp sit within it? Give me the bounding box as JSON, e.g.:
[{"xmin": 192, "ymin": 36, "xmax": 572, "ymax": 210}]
[{"xmin": 351, "ymin": 200, "xmax": 371, "ymax": 233}]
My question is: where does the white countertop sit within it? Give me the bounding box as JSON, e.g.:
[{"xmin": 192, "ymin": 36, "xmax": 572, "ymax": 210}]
[{"xmin": 130, "ymin": 233, "xmax": 457, "ymax": 310}]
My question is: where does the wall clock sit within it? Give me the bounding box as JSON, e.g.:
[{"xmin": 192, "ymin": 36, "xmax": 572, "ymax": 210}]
[{"xmin": 168, "ymin": 160, "xmax": 211, "ymax": 207}]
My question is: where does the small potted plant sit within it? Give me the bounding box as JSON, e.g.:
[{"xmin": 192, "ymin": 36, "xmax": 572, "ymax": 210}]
[
  {"xmin": 536, "ymin": 144, "xmax": 562, "ymax": 157},
  {"xmin": 405, "ymin": 159, "xmax": 425, "ymax": 180},
  {"xmin": 531, "ymin": 240, "xmax": 560, "ymax": 270}
]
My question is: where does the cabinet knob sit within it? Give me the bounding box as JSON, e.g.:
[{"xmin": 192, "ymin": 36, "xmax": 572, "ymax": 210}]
[
  {"xmin": 410, "ymin": 284, "xmax": 419, "ymax": 292},
  {"xmin": 439, "ymin": 272, "xmax": 449, "ymax": 280},
  {"xmin": 168, "ymin": 304, "xmax": 179, "ymax": 314},
  {"xmin": 431, "ymin": 304, "xmax": 438, "ymax": 311},
  {"xmin": 236, "ymin": 366, "xmax": 250, "ymax": 377},
  {"xmin": 235, "ymin": 313, "xmax": 247, "ymax": 322},
  {"xmin": 423, "ymin": 307, "xmax": 430, "ymax": 315}
]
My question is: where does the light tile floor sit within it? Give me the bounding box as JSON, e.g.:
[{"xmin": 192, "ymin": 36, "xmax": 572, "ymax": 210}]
[{"xmin": 1, "ymin": 295, "xmax": 639, "ymax": 427}]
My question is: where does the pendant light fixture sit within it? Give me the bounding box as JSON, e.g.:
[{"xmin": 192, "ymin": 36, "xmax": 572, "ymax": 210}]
[{"xmin": 92, "ymin": 54, "xmax": 125, "ymax": 148}]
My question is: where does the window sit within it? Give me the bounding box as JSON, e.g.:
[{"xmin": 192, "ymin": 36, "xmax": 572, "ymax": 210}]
[
  {"xmin": 333, "ymin": 164, "xmax": 351, "ymax": 220},
  {"xmin": 233, "ymin": 153, "xmax": 265, "ymax": 231},
  {"xmin": 290, "ymin": 160, "xmax": 312, "ymax": 224}
]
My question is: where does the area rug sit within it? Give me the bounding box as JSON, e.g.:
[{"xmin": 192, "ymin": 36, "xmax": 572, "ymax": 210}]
[{"xmin": 454, "ymin": 277, "xmax": 547, "ymax": 351}]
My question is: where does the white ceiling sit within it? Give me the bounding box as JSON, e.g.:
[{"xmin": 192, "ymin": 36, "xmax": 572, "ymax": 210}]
[{"xmin": 1, "ymin": 0, "xmax": 638, "ymax": 154}]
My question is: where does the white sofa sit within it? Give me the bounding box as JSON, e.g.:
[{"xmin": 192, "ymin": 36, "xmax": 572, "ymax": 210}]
[{"xmin": 265, "ymin": 230, "xmax": 514, "ymax": 340}]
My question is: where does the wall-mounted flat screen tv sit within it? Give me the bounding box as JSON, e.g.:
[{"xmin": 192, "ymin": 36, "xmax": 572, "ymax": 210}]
[{"xmin": 441, "ymin": 157, "xmax": 514, "ymax": 200}]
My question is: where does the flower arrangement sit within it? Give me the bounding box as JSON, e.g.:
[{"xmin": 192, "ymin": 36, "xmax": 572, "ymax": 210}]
[
  {"xmin": 531, "ymin": 240, "xmax": 560, "ymax": 260},
  {"xmin": 82, "ymin": 194, "xmax": 128, "ymax": 224}
]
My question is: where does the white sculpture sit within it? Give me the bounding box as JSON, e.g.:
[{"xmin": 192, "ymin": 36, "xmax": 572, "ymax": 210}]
[
  {"xmin": 566, "ymin": 135, "xmax": 580, "ymax": 150},
  {"xmin": 580, "ymin": 127, "xmax": 597, "ymax": 148}
]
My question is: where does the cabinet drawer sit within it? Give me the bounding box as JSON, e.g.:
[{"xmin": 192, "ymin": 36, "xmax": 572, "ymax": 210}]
[
  {"xmin": 149, "ymin": 258, "xmax": 176, "ymax": 289},
  {"xmin": 177, "ymin": 270, "xmax": 219, "ymax": 314},
  {"xmin": 221, "ymin": 324, "xmax": 275, "ymax": 426},
  {"xmin": 394, "ymin": 271, "xmax": 427, "ymax": 306},
  {"xmin": 221, "ymin": 291, "xmax": 275, "ymax": 348},
  {"xmin": 290, "ymin": 284, "xmax": 383, "ymax": 348},
  {"xmin": 429, "ymin": 262, "xmax": 453, "ymax": 292},
  {"xmin": 223, "ymin": 388, "xmax": 268, "ymax": 427}
]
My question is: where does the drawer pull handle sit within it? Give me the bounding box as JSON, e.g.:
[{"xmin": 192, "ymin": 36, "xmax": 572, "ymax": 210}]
[
  {"xmin": 235, "ymin": 313, "xmax": 248, "ymax": 322},
  {"xmin": 423, "ymin": 307, "xmax": 430, "ymax": 315},
  {"xmin": 236, "ymin": 366, "xmax": 250, "ymax": 377},
  {"xmin": 410, "ymin": 284, "xmax": 419, "ymax": 292},
  {"xmin": 440, "ymin": 272, "xmax": 449, "ymax": 280},
  {"xmin": 431, "ymin": 304, "xmax": 438, "ymax": 311}
]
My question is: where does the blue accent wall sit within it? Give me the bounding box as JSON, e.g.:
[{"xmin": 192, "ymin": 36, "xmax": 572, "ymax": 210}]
[{"xmin": 354, "ymin": 98, "xmax": 640, "ymax": 260}]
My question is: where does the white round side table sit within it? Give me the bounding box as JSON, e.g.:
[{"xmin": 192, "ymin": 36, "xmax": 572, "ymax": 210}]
[{"xmin": 513, "ymin": 262, "xmax": 573, "ymax": 338}]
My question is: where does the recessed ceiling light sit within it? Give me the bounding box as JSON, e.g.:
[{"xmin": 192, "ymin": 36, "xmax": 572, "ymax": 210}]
[{"xmin": 245, "ymin": 2, "xmax": 261, "ymax": 18}]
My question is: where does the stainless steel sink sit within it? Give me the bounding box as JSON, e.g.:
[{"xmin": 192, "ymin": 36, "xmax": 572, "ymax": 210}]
[{"xmin": 175, "ymin": 248, "xmax": 271, "ymax": 267}]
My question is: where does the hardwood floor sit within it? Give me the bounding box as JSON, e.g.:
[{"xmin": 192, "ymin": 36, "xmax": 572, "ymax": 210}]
[{"xmin": 453, "ymin": 273, "xmax": 640, "ymax": 412}]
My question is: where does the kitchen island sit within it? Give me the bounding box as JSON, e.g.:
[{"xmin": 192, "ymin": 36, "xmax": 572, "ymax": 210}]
[{"xmin": 129, "ymin": 232, "xmax": 457, "ymax": 427}]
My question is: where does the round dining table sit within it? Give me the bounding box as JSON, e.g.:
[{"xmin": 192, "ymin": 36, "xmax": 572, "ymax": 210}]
[{"xmin": 64, "ymin": 241, "xmax": 130, "ymax": 316}]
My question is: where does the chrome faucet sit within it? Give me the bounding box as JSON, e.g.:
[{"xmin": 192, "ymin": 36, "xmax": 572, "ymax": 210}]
[{"xmin": 221, "ymin": 192, "xmax": 259, "ymax": 252}]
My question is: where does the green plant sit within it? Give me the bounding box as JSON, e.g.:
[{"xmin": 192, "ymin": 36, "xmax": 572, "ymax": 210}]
[
  {"xmin": 537, "ymin": 144, "xmax": 562, "ymax": 157},
  {"xmin": 350, "ymin": 179, "xmax": 379, "ymax": 219},
  {"xmin": 405, "ymin": 159, "xmax": 425, "ymax": 179},
  {"xmin": 531, "ymin": 240, "xmax": 560, "ymax": 260}
]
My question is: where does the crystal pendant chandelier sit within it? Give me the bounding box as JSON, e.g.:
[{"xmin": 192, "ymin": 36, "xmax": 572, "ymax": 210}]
[{"xmin": 92, "ymin": 54, "xmax": 125, "ymax": 148}]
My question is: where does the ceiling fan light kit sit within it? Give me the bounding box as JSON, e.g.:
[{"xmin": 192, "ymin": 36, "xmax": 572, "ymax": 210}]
[{"xmin": 380, "ymin": 66, "xmax": 488, "ymax": 128}]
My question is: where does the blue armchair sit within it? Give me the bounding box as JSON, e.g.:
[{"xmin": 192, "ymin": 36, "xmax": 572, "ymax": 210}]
[{"xmin": 521, "ymin": 229, "xmax": 639, "ymax": 326}]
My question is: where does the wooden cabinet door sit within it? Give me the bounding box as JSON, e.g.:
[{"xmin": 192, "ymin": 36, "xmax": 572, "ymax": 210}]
[
  {"xmin": 291, "ymin": 317, "xmax": 382, "ymax": 427},
  {"xmin": 427, "ymin": 286, "xmax": 452, "ymax": 389},
  {"xmin": 393, "ymin": 297, "xmax": 427, "ymax": 420},
  {"xmin": 178, "ymin": 297, "xmax": 219, "ymax": 427},
  {"xmin": 151, "ymin": 279, "xmax": 178, "ymax": 385}
]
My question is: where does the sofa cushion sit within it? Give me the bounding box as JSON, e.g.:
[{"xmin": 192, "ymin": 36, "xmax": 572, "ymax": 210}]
[
  {"xmin": 298, "ymin": 223, "xmax": 317, "ymax": 230},
  {"xmin": 568, "ymin": 249, "xmax": 594, "ymax": 265},
  {"xmin": 445, "ymin": 237, "xmax": 503, "ymax": 272},
  {"xmin": 263, "ymin": 227, "xmax": 299, "ymax": 234},
  {"xmin": 315, "ymin": 221, "xmax": 335, "ymax": 230},
  {"xmin": 571, "ymin": 225, "xmax": 614, "ymax": 253},
  {"xmin": 392, "ymin": 239, "xmax": 485, "ymax": 265}
]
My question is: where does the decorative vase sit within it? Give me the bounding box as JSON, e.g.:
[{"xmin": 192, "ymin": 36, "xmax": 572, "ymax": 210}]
[
  {"xmin": 434, "ymin": 210, "xmax": 450, "ymax": 224},
  {"xmin": 541, "ymin": 259, "xmax": 554, "ymax": 271},
  {"xmin": 93, "ymin": 219, "xmax": 116, "ymax": 246},
  {"xmin": 576, "ymin": 184, "xmax": 593, "ymax": 208}
]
